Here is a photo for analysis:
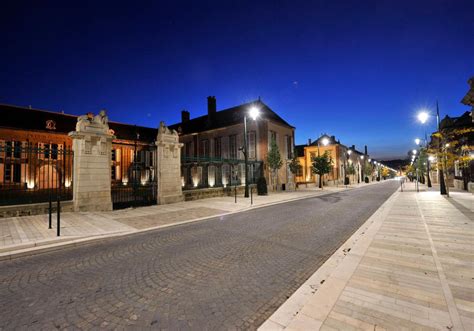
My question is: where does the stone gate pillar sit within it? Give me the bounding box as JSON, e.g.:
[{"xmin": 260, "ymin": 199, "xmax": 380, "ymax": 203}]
[
  {"xmin": 156, "ymin": 122, "xmax": 184, "ymax": 204},
  {"xmin": 68, "ymin": 110, "xmax": 115, "ymax": 212}
]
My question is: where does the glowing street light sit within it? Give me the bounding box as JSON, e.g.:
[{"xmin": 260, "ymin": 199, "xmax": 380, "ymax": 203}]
[
  {"xmin": 321, "ymin": 137, "xmax": 329, "ymax": 146},
  {"xmin": 249, "ymin": 106, "xmax": 260, "ymax": 121},
  {"xmin": 417, "ymin": 111, "xmax": 429, "ymax": 124},
  {"xmin": 412, "ymin": 149, "xmax": 417, "ymax": 155},
  {"xmin": 414, "ymin": 138, "xmax": 421, "ymax": 146}
]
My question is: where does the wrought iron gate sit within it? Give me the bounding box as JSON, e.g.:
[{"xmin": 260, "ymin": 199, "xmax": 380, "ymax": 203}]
[
  {"xmin": 0, "ymin": 141, "xmax": 73, "ymax": 206},
  {"xmin": 111, "ymin": 144, "xmax": 157, "ymax": 209}
]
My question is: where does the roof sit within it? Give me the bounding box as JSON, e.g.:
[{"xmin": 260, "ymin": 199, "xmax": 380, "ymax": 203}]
[
  {"xmin": 0, "ymin": 104, "xmax": 157, "ymax": 143},
  {"xmin": 439, "ymin": 111, "xmax": 472, "ymax": 130},
  {"xmin": 168, "ymin": 100, "xmax": 294, "ymax": 135}
]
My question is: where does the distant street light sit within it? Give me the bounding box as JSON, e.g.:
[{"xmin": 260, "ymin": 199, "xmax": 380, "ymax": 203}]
[
  {"xmin": 415, "ymin": 138, "xmax": 421, "ymax": 145},
  {"xmin": 412, "ymin": 149, "xmax": 417, "ymax": 155},
  {"xmin": 243, "ymin": 106, "xmax": 260, "ymax": 198}
]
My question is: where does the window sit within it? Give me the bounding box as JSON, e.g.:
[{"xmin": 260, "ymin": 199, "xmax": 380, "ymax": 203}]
[
  {"xmin": 5, "ymin": 141, "xmax": 12, "ymax": 158},
  {"xmin": 229, "ymin": 135, "xmax": 237, "ymax": 159},
  {"xmin": 111, "ymin": 165, "xmax": 116, "ymax": 180},
  {"xmin": 200, "ymin": 139, "xmax": 209, "ymax": 158},
  {"xmin": 13, "ymin": 141, "xmax": 21, "ymax": 158},
  {"xmin": 248, "ymin": 131, "xmax": 256, "ymax": 159},
  {"xmin": 286, "ymin": 135, "xmax": 293, "ymax": 159},
  {"xmin": 51, "ymin": 144, "xmax": 58, "ymax": 160},
  {"xmin": 185, "ymin": 141, "xmax": 193, "ymax": 157},
  {"xmin": 4, "ymin": 165, "xmax": 11, "ymax": 182},
  {"xmin": 111, "ymin": 149, "xmax": 116, "ymax": 161},
  {"xmin": 214, "ymin": 137, "xmax": 222, "ymax": 159},
  {"xmin": 13, "ymin": 164, "xmax": 21, "ymax": 183},
  {"xmin": 268, "ymin": 130, "xmax": 277, "ymax": 150}
]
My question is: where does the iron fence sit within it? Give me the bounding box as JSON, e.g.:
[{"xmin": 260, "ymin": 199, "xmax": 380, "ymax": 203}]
[{"xmin": 0, "ymin": 142, "xmax": 73, "ymax": 206}]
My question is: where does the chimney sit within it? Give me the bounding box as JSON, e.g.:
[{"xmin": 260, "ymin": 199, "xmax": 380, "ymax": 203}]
[
  {"xmin": 364, "ymin": 145, "xmax": 368, "ymax": 155},
  {"xmin": 351, "ymin": 145, "xmax": 355, "ymax": 151},
  {"xmin": 331, "ymin": 135, "xmax": 335, "ymax": 142},
  {"xmin": 181, "ymin": 110, "xmax": 190, "ymax": 122},
  {"xmin": 308, "ymin": 138, "xmax": 312, "ymax": 146},
  {"xmin": 207, "ymin": 96, "xmax": 216, "ymax": 116}
]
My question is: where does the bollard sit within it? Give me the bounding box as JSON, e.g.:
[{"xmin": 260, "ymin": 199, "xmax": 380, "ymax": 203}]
[
  {"xmin": 48, "ymin": 190, "xmax": 52, "ymax": 229},
  {"xmin": 57, "ymin": 197, "xmax": 61, "ymax": 237},
  {"xmin": 400, "ymin": 179, "xmax": 403, "ymax": 192},
  {"xmin": 250, "ymin": 186, "xmax": 253, "ymax": 205},
  {"xmin": 234, "ymin": 186, "xmax": 237, "ymax": 203}
]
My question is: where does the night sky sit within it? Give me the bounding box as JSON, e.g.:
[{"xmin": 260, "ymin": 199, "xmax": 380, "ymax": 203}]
[{"xmin": 1, "ymin": 0, "xmax": 473, "ymax": 159}]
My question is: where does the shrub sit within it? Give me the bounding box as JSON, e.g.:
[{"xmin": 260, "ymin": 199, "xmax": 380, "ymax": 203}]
[
  {"xmin": 344, "ymin": 177, "xmax": 350, "ymax": 185},
  {"xmin": 376, "ymin": 177, "xmax": 380, "ymax": 181},
  {"xmin": 364, "ymin": 176, "xmax": 369, "ymax": 183},
  {"xmin": 257, "ymin": 176, "xmax": 268, "ymax": 195}
]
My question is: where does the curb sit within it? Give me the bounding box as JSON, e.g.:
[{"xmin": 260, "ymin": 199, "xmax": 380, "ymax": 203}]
[
  {"xmin": 259, "ymin": 186, "xmax": 400, "ymax": 330},
  {"xmin": 0, "ymin": 185, "xmax": 364, "ymax": 262}
]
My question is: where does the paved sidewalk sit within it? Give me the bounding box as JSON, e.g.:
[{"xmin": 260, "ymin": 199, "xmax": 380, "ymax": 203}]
[
  {"xmin": 0, "ymin": 182, "xmax": 374, "ymax": 258},
  {"xmin": 260, "ymin": 181, "xmax": 473, "ymax": 331}
]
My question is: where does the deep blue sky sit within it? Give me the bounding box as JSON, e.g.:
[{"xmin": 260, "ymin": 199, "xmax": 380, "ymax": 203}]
[{"xmin": 1, "ymin": 0, "xmax": 473, "ymax": 159}]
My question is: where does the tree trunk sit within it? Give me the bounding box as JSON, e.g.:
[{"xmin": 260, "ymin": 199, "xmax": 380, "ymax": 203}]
[
  {"xmin": 439, "ymin": 169, "xmax": 447, "ymax": 195},
  {"xmin": 319, "ymin": 173, "xmax": 322, "ymax": 189}
]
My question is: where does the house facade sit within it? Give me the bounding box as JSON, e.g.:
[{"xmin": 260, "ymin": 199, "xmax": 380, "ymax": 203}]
[
  {"xmin": 294, "ymin": 135, "xmax": 369, "ymax": 185},
  {"xmin": 169, "ymin": 97, "xmax": 296, "ymax": 190}
]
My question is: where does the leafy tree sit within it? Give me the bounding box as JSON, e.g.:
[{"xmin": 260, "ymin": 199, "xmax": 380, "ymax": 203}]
[
  {"xmin": 381, "ymin": 167, "xmax": 390, "ymax": 179},
  {"xmin": 288, "ymin": 153, "xmax": 302, "ymax": 190},
  {"xmin": 346, "ymin": 163, "xmax": 356, "ymax": 184},
  {"xmin": 266, "ymin": 137, "xmax": 283, "ymax": 191},
  {"xmin": 311, "ymin": 151, "xmax": 333, "ymax": 189},
  {"xmin": 363, "ymin": 162, "xmax": 373, "ymax": 182}
]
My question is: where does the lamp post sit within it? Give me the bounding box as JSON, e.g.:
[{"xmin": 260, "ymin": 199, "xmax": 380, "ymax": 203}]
[
  {"xmin": 243, "ymin": 106, "xmax": 260, "ymax": 198},
  {"xmin": 344, "ymin": 149, "xmax": 352, "ymax": 185},
  {"xmin": 417, "ymin": 108, "xmax": 446, "ymax": 194},
  {"xmin": 316, "ymin": 136, "xmax": 329, "ymax": 188}
]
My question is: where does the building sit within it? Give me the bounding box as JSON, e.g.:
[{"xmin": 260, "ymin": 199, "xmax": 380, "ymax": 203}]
[
  {"xmin": 294, "ymin": 135, "xmax": 369, "ymax": 186},
  {"xmin": 0, "ymin": 104, "xmax": 157, "ymax": 207},
  {"xmin": 169, "ymin": 97, "xmax": 295, "ymax": 190},
  {"xmin": 0, "ymin": 97, "xmax": 295, "ymax": 208}
]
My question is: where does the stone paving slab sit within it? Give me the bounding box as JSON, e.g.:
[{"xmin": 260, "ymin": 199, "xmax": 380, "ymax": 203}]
[{"xmin": 260, "ymin": 182, "xmax": 473, "ymax": 331}]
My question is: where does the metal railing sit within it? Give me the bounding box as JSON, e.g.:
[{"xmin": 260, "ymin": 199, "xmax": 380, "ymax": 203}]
[{"xmin": 0, "ymin": 142, "xmax": 73, "ymax": 206}]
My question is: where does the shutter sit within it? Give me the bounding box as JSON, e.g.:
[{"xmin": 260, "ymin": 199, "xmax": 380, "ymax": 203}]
[
  {"xmin": 237, "ymin": 134, "xmax": 244, "ymax": 160},
  {"xmin": 284, "ymin": 135, "xmax": 288, "ymax": 160}
]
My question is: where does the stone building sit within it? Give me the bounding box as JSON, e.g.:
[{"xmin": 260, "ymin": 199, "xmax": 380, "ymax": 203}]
[
  {"xmin": 294, "ymin": 135, "xmax": 369, "ymax": 185},
  {"xmin": 169, "ymin": 97, "xmax": 296, "ymax": 190}
]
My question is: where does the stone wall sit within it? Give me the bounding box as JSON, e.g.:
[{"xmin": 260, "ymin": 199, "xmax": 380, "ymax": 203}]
[
  {"xmin": 0, "ymin": 201, "xmax": 73, "ymax": 218},
  {"xmin": 183, "ymin": 185, "xmax": 249, "ymax": 201}
]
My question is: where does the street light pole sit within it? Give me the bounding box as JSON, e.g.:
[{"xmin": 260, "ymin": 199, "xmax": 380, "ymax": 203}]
[
  {"xmin": 244, "ymin": 107, "xmax": 260, "ymax": 198},
  {"xmin": 244, "ymin": 115, "xmax": 249, "ymax": 198}
]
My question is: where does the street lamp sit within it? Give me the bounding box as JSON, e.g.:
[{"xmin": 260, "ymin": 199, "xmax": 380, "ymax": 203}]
[
  {"xmin": 243, "ymin": 106, "xmax": 260, "ymax": 198},
  {"xmin": 415, "ymin": 138, "xmax": 421, "ymax": 146},
  {"xmin": 316, "ymin": 135, "xmax": 330, "ymax": 188},
  {"xmin": 417, "ymin": 111, "xmax": 429, "ymax": 124}
]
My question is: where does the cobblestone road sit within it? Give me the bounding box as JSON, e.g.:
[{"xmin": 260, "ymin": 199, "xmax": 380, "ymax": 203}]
[{"xmin": 0, "ymin": 181, "xmax": 398, "ymax": 330}]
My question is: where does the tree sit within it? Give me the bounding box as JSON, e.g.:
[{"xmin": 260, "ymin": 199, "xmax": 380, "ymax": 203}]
[
  {"xmin": 311, "ymin": 151, "xmax": 333, "ymax": 189},
  {"xmin": 347, "ymin": 163, "xmax": 356, "ymax": 184},
  {"xmin": 363, "ymin": 162, "xmax": 373, "ymax": 182},
  {"xmin": 266, "ymin": 137, "xmax": 283, "ymax": 191},
  {"xmin": 381, "ymin": 167, "xmax": 390, "ymax": 179},
  {"xmin": 288, "ymin": 153, "xmax": 302, "ymax": 190}
]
